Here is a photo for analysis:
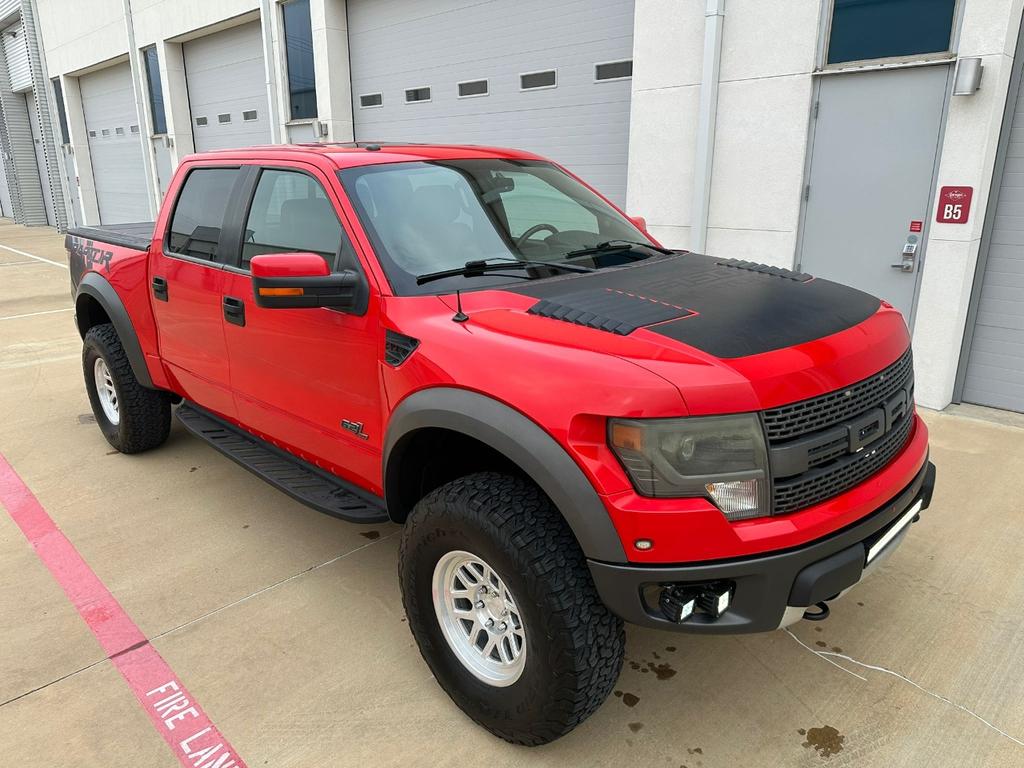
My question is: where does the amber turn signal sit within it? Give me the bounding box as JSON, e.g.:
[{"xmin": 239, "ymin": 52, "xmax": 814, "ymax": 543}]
[
  {"xmin": 609, "ymin": 422, "xmax": 644, "ymax": 451},
  {"xmin": 258, "ymin": 287, "xmax": 304, "ymax": 297}
]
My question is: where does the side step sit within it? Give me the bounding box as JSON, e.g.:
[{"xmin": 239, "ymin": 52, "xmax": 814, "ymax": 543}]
[{"xmin": 176, "ymin": 403, "xmax": 389, "ymax": 524}]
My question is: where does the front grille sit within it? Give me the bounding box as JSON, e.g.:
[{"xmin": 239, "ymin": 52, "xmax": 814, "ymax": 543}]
[
  {"xmin": 763, "ymin": 349, "xmax": 914, "ymax": 442},
  {"xmin": 765, "ymin": 349, "xmax": 915, "ymax": 514},
  {"xmin": 772, "ymin": 413, "xmax": 913, "ymax": 514}
]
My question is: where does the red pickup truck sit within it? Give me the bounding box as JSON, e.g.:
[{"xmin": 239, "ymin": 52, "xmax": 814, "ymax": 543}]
[{"xmin": 67, "ymin": 143, "xmax": 934, "ymax": 745}]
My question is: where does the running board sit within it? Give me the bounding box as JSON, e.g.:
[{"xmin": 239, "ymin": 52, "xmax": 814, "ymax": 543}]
[{"xmin": 176, "ymin": 403, "xmax": 389, "ymax": 524}]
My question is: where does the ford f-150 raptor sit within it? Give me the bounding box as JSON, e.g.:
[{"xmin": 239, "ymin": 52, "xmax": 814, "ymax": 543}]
[{"xmin": 66, "ymin": 142, "xmax": 935, "ymax": 745}]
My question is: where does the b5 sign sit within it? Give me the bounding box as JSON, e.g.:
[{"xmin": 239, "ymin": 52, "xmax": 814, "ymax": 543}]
[{"xmin": 936, "ymin": 186, "xmax": 973, "ymax": 224}]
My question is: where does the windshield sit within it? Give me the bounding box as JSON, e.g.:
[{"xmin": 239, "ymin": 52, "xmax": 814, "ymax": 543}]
[{"xmin": 338, "ymin": 159, "xmax": 660, "ymax": 295}]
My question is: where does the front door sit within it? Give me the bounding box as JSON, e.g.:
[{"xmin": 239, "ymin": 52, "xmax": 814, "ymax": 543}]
[
  {"xmin": 222, "ymin": 164, "xmax": 384, "ymax": 492},
  {"xmin": 151, "ymin": 165, "xmax": 243, "ymax": 418},
  {"xmin": 798, "ymin": 65, "xmax": 951, "ymax": 321}
]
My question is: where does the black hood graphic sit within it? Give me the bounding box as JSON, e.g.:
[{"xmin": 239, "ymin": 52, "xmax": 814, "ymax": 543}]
[{"xmin": 510, "ymin": 253, "xmax": 881, "ymax": 358}]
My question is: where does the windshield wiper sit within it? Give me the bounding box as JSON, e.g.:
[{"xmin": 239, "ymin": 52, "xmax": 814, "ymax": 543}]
[
  {"xmin": 416, "ymin": 257, "xmax": 595, "ymax": 286},
  {"xmin": 563, "ymin": 239, "xmax": 674, "ymax": 260}
]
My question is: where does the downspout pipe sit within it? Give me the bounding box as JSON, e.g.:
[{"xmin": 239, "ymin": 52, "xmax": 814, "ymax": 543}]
[{"xmin": 691, "ymin": 0, "xmax": 725, "ymax": 254}]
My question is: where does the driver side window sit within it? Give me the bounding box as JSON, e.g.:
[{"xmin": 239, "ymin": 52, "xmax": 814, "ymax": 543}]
[
  {"xmin": 498, "ymin": 173, "xmax": 599, "ymax": 237},
  {"xmin": 242, "ymin": 169, "xmax": 346, "ymax": 269}
]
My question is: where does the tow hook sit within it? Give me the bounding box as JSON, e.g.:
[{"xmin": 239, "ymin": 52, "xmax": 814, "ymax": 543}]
[{"xmin": 802, "ymin": 601, "xmax": 831, "ymax": 622}]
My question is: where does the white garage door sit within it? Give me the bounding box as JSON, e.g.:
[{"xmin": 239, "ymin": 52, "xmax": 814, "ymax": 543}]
[
  {"xmin": 348, "ymin": 0, "xmax": 635, "ymax": 205},
  {"xmin": 961, "ymin": 67, "xmax": 1024, "ymax": 412},
  {"xmin": 185, "ymin": 21, "xmax": 271, "ymax": 152},
  {"xmin": 80, "ymin": 63, "xmax": 150, "ymax": 224}
]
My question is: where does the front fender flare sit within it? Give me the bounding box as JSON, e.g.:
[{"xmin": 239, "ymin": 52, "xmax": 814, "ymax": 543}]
[
  {"xmin": 75, "ymin": 272, "xmax": 154, "ymax": 389},
  {"xmin": 384, "ymin": 387, "xmax": 627, "ymax": 563}
]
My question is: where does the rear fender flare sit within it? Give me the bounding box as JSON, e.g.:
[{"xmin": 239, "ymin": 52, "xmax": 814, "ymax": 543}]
[
  {"xmin": 384, "ymin": 387, "xmax": 627, "ymax": 563},
  {"xmin": 75, "ymin": 272, "xmax": 154, "ymax": 389}
]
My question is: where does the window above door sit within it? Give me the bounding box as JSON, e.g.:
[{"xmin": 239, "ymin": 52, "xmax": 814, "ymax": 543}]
[{"xmin": 826, "ymin": 0, "xmax": 958, "ymax": 66}]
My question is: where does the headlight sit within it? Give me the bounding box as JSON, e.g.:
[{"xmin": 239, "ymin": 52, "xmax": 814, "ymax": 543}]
[{"xmin": 609, "ymin": 414, "xmax": 770, "ymax": 520}]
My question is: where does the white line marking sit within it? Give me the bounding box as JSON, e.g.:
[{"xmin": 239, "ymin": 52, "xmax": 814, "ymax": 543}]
[
  {"xmin": 0, "ymin": 260, "xmax": 48, "ymax": 267},
  {"xmin": 785, "ymin": 629, "xmax": 1024, "ymax": 746},
  {"xmin": 0, "ymin": 308, "xmax": 74, "ymax": 322},
  {"xmin": 0, "ymin": 243, "xmax": 68, "ymax": 270}
]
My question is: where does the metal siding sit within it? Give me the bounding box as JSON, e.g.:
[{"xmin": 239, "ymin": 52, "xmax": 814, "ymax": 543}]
[
  {"xmin": 22, "ymin": 0, "xmax": 68, "ymax": 230},
  {"xmin": 2, "ymin": 20, "xmax": 29, "ymax": 92},
  {"xmin": 0, "ymin": 43, "xmax": 45, "ymax": 225},
  {"xmin": 80, "ymin": 62, "xmax": 150, "ymax": 224},
  {"xmin": 348, "ymin": 0, "xmax": 635, "ymax": 206},
  {"xmin": 184, "ymin": 21, "xmax": 271, "ymax": 152},
  {"xmin": 963, "ymin": 73, "xmax": 1024, "ymax": 412}
]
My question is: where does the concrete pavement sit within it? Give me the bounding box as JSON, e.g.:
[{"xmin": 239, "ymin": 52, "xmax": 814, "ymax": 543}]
[{"xmin": 1, "ymin": 219, "xmax": 1022, "ymax": 767}]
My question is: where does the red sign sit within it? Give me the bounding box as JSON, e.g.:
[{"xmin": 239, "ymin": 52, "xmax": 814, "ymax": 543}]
[
  {"xmin": 909, "ymin": 220, "xmax": 923, "ymax": 232},
  {"xmin": 936, "ymin": 186, "xmax": 973, "ymax": 224}
]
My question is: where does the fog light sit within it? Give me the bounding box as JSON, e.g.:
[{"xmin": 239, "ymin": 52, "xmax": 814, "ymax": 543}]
[
  {"xmin": 659, "ymin": 586, "xmax": 698, "ymax": 623},
  {"xmin": 698, "ymin": 583, "xmax": 733, "ymax": 618},
  {"xmin": 634, "ymin": 538, "xmax": 653, "ymax": 551},
  {"xmin": 706, "ymin": 479, "xmax": 763, "ymax": 521}
]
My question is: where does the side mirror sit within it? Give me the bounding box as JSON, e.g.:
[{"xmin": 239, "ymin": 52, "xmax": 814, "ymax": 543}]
[
  {"xmin": 250, "ymin": 253, "xmax": 368, "ymax": 314},
  {"xmin": 628, "ymin": 215, "xmax": 648, "ymax": 233}
]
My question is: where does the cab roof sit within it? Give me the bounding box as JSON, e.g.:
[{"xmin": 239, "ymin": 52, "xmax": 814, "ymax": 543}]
[{"xmin": 184, "ymin": 142, "xmax": 548, "ymax": 170}]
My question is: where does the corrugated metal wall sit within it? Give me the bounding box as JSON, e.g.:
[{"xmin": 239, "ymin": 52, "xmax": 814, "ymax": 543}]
[
  {"xmin": 0, "ymin": 20, "xmax": 45, "ymax": 225},
  {"xmin": 22, "ymin": 0, "xmax": 66, "ymax": 229},
  {"xmin": 2, "ymin": 19, "xmax": 30, "ymax": 92}
]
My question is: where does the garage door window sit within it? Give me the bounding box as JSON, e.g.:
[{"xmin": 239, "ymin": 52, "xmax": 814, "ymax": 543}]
[
  {"xmin": 242, "ymin": 169, "xmax": 344, "ymax": 269},
  {"xmin": 282, "ymin": 0, "xmax": 317, "ymax": 119},
  {"xmin": 167, "ymin": 168, "xmax": 241, "ymax": 261},
  {"xmin": 827, "ymin": 0, "xmax": 957, "ymax": 64}
]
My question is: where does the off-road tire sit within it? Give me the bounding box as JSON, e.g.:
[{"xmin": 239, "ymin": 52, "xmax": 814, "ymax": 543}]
[
  {"xmin": 399, "ymin": 472, "xmax": 625, "ymax": 745},
  {"xmin": 83, "ymin": 323, "xmax": 171, "ymax": 453}
]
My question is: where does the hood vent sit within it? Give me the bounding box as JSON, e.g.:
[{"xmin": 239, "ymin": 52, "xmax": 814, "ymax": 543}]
[
  {"xmin": 716, "ymin": 259, "xmax": 812, "ymax": 282},
  {"xmin": 528, "ymin": 287, "xmax": 695, "ymax": 335}
]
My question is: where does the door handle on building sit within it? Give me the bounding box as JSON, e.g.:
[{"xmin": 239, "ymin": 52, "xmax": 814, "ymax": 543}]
[{"xmin": 891, "ymin": 242, "xmax": 918, "ymax": 273}]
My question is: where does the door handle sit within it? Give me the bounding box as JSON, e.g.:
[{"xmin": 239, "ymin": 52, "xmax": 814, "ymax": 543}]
[
  {"xmin": 223, "ymin": 296, "xmax": 246, "ymax": 327},
  {"xmin": 152, "ymin": 276, "xmax": 168, "ymax": 301}
]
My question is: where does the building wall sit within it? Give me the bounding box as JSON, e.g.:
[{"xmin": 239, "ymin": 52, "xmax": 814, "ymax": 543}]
[
  {"xmin": 35, "ymin": 0, "xmax": 352, "ymax": 226},
  {"xmin": 913, "ymin": 0, "xmax": 1024, "ymax": 408},
  {"xmin": 627, "ymin": 0, "xmax": 1024, "ymax": 410}
]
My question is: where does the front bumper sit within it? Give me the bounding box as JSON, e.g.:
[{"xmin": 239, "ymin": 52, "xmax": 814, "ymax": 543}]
[{"xmin": 588, "ymin": 459, "xmax": 935, "ymax": 634}]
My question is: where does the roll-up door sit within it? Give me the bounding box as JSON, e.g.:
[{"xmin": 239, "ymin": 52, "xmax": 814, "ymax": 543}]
[
  {"xmin": 184, "ymin": 21, "xmax": 271, "ymax": 152},
  {"xmin": 347, "ymin": 0, "xmax": 635, "ymax": 205},
  {"xmin": 80, "ymin": 62, "xmax": 150, "ymax": 223},
  {"xmin": 961, "ymin": 65, "xmax": 1024, "ymax": 412}
]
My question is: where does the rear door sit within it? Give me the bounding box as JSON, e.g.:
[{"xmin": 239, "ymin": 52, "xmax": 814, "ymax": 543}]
[
  {"xmin": 151, "ymin": 165, "xmax": 245, "ymax": 417},
  {"xmin": 220, "ymin": 162, "xmax": 384, "ymax": 490}
]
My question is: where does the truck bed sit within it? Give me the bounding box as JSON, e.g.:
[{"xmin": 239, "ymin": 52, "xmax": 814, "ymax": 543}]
[{"xmin": 67, "ymin": 222, "xmax": 154, "ymax": 252}]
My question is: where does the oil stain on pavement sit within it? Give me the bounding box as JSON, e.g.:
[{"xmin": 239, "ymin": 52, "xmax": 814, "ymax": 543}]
[{"xmin": 799, "ymin": 725, "xmax": 846, "ymax": 758}]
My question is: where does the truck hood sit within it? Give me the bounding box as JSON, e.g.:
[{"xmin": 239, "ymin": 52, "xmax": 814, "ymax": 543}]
[{"xmin": 436, "ymin": 253, "xmax": 910, "ymax": 415}]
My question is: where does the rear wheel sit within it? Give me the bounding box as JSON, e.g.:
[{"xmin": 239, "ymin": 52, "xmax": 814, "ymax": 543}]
[
  {"xmin": 83, "ymin": 323, "xmax": 171, "ymax": 454},
  {"xmin": 399, "ymin": 472, "xmax": 625, "ymax": 745}
]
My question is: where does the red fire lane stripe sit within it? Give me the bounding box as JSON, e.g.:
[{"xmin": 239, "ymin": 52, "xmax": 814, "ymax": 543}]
[{"xmin": 0, "ymin": 454, "xmax": 248, "ymax": 768}]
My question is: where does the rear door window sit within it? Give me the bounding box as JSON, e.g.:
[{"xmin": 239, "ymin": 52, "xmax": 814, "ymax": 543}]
[
  {"xmin": 241, "ymin": 169, "xmax": 345, "ymax": 269},
  {"xmin": 166, "ymin": 167, "xmax": 241, "ymax": 261}
]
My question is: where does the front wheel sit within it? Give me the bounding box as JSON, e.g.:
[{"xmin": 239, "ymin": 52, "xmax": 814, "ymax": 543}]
[{"xmin": 399, "ymin": 472, "xmax": 625, "ymax": 745}]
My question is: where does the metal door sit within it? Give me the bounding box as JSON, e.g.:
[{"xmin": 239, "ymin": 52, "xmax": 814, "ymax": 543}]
[
  {"xmin": 80, "ymin": 63, "xmax": 150, "ymax": 223},
  {"xmin": 799, "ymin": 65, "xmax": 951, "ymax": 321},
  {"xmin": 184, "ymin": 21, "xmax": 271, "ymax": 152},
  {"xmin": 25, "ymin": 91, "xmax": 54, "ymax": 226},
  {"xmin": 347, "ymin": 0, "xmax": 635, "ymax": 205}
]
